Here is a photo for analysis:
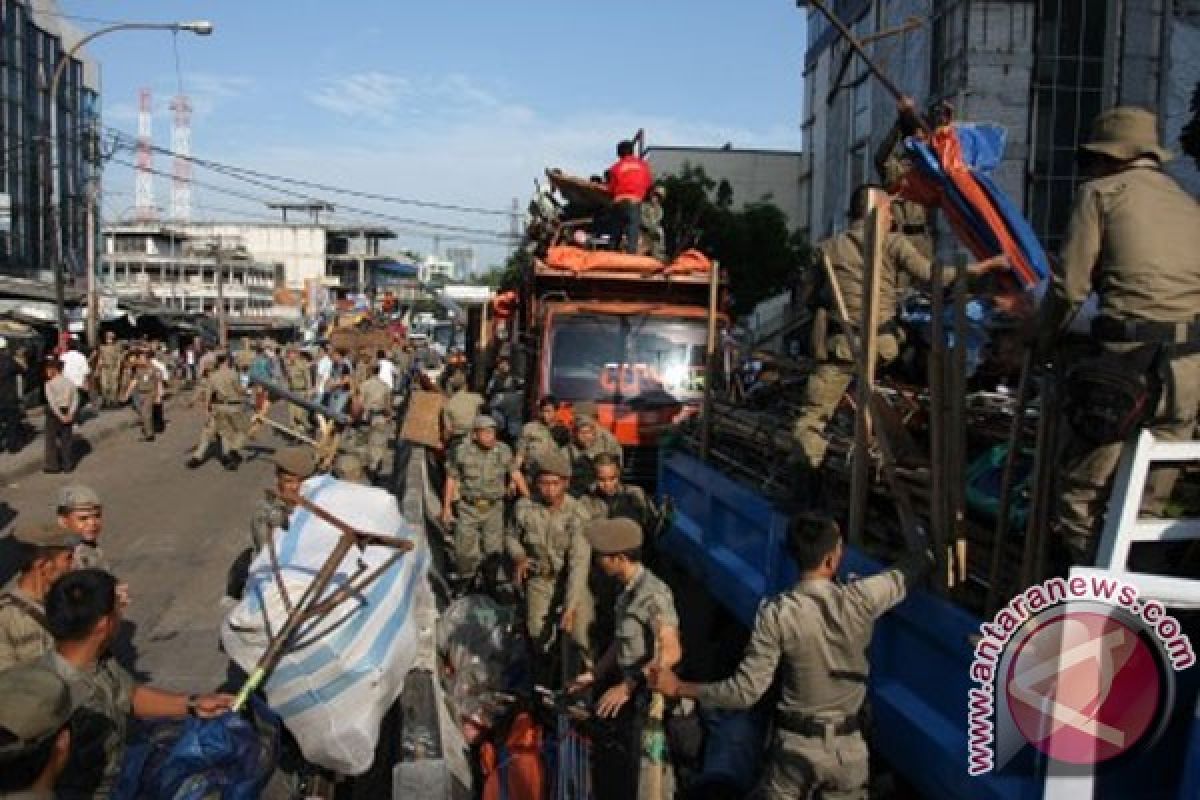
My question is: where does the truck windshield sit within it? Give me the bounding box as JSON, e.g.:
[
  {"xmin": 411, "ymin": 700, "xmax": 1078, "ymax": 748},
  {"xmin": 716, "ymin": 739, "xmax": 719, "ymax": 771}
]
[{"xmin": 548, "ymin": 314, "xmax": 709, "ymax": 405}]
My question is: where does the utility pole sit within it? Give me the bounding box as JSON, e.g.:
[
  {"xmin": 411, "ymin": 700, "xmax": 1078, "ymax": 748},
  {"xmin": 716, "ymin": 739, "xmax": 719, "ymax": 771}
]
[
  {"xmin": 215, "ymin": 235, "xmax": 227, "ymax": 349},
  {"xmin": 85, "ymin": 181, "xmax": 98, "ymax": 348}
]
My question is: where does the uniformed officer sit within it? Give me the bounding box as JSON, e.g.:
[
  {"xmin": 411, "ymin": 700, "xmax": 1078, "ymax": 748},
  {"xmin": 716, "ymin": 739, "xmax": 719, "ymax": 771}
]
[
  {"xmin": 567, "ymin": 414, "xmax": 623, "ymax": 497},
  {"xmin": 791, "ymin": 184, "xmax": 1006, "ymax": 495},
  {"xmin": 1036, "ymin": 107, "xmax": 1200, "ymax": 566},
  {"xmin": 484, "ymin": 354, "xmax": 521, "ymax": 439},
  {"xmin": 122, "ymin": 350, "xmax": 163, "ymax": 442},
  {"xmin": 187, "ymin": 353, "xmax": 248, "ymax": 470},
  {"xmin": 94, "ymin": 331, "xmax": 124, "ymax": 409},
  {"xmin": 0, "ymin": 659, "xmax": 86, "ymax": 794},
  {"xmin": 575, "ymin": 517, "xmax": 681, "ymax": 800},
  {"xmin": 0, "ymin": 524, "xmax": 78, "ymax": 671},
  {"xmin": 514, "ymin": 395, "xmax": 566, "ymax": 494},
  {"xmin": 441, "ymin": 371, "xmax": 483, "ymax": 453},
  {"xmin": 652, "ymin": 513, "xmax": 929, "ymax": 799},
  {"xmin": 506, "ymin": 451, "xmax": 593, "ymax": 673},
  {"xmin": 56, "ymin": 485, "xmax": 108, "ymax": 572},
  {"xmin": 357, "ymin": 364, "xmax": 393, "ymax": 479},
  {"xmin": 285, "ymin": 348, "xmax": 314, "ymax": 435},
  {"xmin": 334, "ymin": 452, "xmax": 369, "ymax": 485},
  {"xmin": 250, "ymin": 446, "xmax": 316, "ymax": 551},
  {"xmin": 442, "ymin": 415, "xmax": 518, "ymax": 590},
  {"xmin": 641, "ymin": 185, "xmax": 667, "ymax": 261},
  {"xmin": 40, "ymin": 569, "xmax": 234, "ymax": 800},
  {"xmin": 874, "ymin": 96, "xmax": 943, "ymax": 262},
  {"xmin": 580, "ymin": 453, "xmax": 659, "ymax": 534}
]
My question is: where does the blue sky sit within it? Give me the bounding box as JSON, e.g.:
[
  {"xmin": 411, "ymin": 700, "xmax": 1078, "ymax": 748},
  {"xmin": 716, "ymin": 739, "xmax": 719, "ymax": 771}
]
[{"xmin": 65, "ymin": 1, "xmax": 807, "ymax": 268}]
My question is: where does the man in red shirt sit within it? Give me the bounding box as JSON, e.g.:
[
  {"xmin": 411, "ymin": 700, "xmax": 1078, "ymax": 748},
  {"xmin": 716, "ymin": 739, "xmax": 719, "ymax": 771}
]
[{"xmin": 606, "ymin": 140, "xmax": 653, "ymax": 254}]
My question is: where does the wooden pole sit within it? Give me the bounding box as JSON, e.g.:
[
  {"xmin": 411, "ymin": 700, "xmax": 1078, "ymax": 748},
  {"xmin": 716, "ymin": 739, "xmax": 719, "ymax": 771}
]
[
  {"xmin": 928, "ymin": 251, "xmax": 948, "ymax": 589},
  {"xmin": 701, "ymin": 261, "xmax": 721, "ymax": 460},
  {"xmin": 849, "ymin": 191, "xmax": 887, "ymax": 545},
  {"xmin": 951, "ymin": 261, "xmax": 970, "ymax": 585},
  {"xmin": 985, "ymin": 350, "xmax": 1033, "ymax": 614}
]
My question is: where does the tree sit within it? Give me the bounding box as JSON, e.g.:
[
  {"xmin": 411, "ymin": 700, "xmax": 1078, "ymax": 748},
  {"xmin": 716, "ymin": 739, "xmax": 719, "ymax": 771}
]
[
  {"xmin": 478, "ymin": 250, "xmax": 527, "ymax": 291},
  {"xmin": 658, "ymin": 163, "xmax": 811, "ymax": 316}
]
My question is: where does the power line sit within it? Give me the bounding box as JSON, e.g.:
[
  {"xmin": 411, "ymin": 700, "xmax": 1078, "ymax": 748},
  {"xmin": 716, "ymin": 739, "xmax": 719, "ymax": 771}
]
[
  {"xmin": 102, "ymin": 126, "xmax": 513, "ymax": 217},
  {"xmin": 104, "ymin": 156, "xmax": 518, "ymax": 245}
]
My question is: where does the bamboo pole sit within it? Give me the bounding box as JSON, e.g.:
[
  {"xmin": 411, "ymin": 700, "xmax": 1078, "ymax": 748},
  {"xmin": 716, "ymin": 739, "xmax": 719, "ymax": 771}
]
[
  {"xmin": 985, "ymin": 350, "xmax": 1033, "ymax": 615},
  {"xmin": 701, "ymin": 260, "xmax": 721, "ymax": 460},
  {"xmin": 928, "ymin": 250, "xmax": 948, "ymax": 589},
  {"xmin": 951, "ymin": 262, "xmax": 970, "ymax": 585},
  {"xmin": 849, "ymin": 192, "xmax": 887, "ymax": 545}
]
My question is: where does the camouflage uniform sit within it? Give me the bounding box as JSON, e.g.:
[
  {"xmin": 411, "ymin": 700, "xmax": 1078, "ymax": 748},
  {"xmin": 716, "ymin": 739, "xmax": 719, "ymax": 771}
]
[
  {"xmin": 1039, "ymin": 139, "xmax": 1200, "ymax": 562},
  {"xmin": 286, "ymin": 355, "xmax": 313, "ymax": 434},
  {"xmin": 42, "ymin": 650, "xmax": 135, "ymax": 800},
  {"xmin": 695, "ymin": 556, "xmax": 926, "ymax": 799},
  {"xmin": 447, "ymin": 438, "xmax": 514, "ymax": 581},
  {"xmin": 567, "ymin": 426, "xmax": 623, "ymax": 497},
  {"xmin": 792, "ymin": 221, "xmax": 954, "ymax": 470},
  {"xmin": 192, "ymin": 364, "xmax": 248, "ymax": 461},
  {"xmin": 358, "ymin": 375, "xmax": 393, "ymax": 473},
  {"xmin": 96, "ymin": 341, "xmax": 124, "ymax": 407},
  {"xmin": 506, "ymin": 494, "xmax": 593, "ymax": 658},
  {"xmin": 0, "ymin": 582, "xmax": 53, "ymax": 671}
]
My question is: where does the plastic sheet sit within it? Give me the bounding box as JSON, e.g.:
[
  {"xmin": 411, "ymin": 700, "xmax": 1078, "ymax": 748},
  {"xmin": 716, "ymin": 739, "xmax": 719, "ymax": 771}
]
[{"xmin": 437, "ymin": 594, "xmax": 528, "ymax": 730}]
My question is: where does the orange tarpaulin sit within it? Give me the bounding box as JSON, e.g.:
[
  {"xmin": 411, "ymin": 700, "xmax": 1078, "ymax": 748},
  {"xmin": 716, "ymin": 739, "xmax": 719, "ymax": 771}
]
[{"xmin": 545, "ymin": 246, "xmax": 712, "ymax": 276}]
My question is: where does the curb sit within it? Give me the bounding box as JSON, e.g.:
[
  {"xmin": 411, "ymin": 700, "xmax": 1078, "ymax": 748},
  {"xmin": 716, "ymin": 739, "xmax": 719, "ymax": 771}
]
[{"xmin": 0, "ymin": 394, "xmax": 189, "ymax": 486}]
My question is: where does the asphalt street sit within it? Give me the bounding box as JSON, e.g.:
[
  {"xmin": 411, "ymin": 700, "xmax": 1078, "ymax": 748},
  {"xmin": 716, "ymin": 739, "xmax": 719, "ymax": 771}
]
[{"xmin": 0, "ymin": 400, "xmax": 282, "ymax": 693}]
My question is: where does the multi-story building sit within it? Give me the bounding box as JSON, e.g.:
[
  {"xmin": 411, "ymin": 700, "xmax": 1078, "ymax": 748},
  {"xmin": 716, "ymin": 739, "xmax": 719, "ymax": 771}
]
[
  {"xmin": 801, "ymin": 0, "xmax": 1200, "ymax": 252},
  {"xmin": 420, "ymin": 256, "xmax": 454, "ymax": 284},
  {"xmin": 645, "ymin": 146, "xmax": 806, "ymax": 231},
  {"xmin": 101, "ymin": 226, "xmax": 275, "ymax": 317},
  {"xmin": 445, "ymin": 246, "xmax": 476, "ymax": 281},
  {"xmin": 0, "ymin": 0, "xmax": 101, "ymax": 282}
]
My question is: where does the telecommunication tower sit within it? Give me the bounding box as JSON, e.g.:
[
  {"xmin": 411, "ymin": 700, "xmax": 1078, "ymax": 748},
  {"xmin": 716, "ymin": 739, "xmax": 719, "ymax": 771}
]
[
  {"xmin": 134, "ymin": 88, "xmax": 157, "ymax": 222},
  {"xmin": 170, "ymin": 94, "xmax": 193, "ymax": 221}
]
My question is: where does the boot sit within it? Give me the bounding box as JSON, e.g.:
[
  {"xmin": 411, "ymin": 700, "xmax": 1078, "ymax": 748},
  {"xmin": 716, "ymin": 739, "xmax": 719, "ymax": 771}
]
[
  {"xmin": 185, "ymin": 457, "xmax": 203, "ymax": 469},
  {"xmin": 224, "ymin": 452, "xmax": 242, "ymax": 471}
]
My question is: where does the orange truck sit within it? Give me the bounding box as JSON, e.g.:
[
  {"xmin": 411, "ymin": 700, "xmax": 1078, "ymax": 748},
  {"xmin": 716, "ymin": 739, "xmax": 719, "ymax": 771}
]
[{"xmin": 513, "ymin": 246, "xmax": 721, "ymax": 482}]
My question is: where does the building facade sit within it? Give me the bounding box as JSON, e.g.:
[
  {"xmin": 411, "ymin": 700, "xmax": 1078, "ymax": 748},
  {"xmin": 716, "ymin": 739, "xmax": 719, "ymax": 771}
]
[
  {"xmin": 0, "ymin": 0, "xmax": 100, "ymax": 281},
  {"xmin": 101, "ymin": 226, "xmax": 275, "ymax": 317},
  {"xmin": 801, "ymin": 0, "xmax": 1200, "ymax": 251},
  {"xmin": 645, "ymin": 146, "xmax": 806, "ymax": 231}
]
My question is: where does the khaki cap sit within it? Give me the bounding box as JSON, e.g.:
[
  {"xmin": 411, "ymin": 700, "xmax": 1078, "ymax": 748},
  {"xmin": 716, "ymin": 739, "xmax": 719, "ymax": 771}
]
[
  {"xmin": 535, "ymin": 450, "xmax": 571, "ymax": 479},
  {"xmin": 574, "ymin": 414, "xmax": 597, "ymax": 430},
  {"xmin": 1080, "ymin": 107, "xmax": 1173, "ymax": 163},
  {"xmin": 334, "ymin": 453, "xmax": 366, "ymax": 482},
  {"xmin": 56, "ymin": 484, "xmax": 101, "ymax": 512},
  {"xmin": 585, "ymin": 517, "xmax": 643, "ymax": 554},
  {"xmin": 13, "ymin": 522, "xmax": 80, "ymax": 550},
  {"xmin": 273, "ymin": 446, "xmax": 316, "ymax": 478},
  {"xmin": 473, "ymin": 414, "xmax": 497, "ymax": 430},
  {"xmin": 446, "ymin": 372, "xmax": 467, "ymax": 392},
  {"xmin": 0, "ymin": 663, "xmax": 85, "ymax": 760}
]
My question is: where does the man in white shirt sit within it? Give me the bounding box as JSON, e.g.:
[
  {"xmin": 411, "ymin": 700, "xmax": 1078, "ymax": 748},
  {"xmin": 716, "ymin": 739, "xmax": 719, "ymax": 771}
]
[
  {"xmin": 59, "ymin": 339, "xmax": 90, "ymax": 411},
  {"xmin": 375, "ymin": 349, "xmax": 396, "ymax": 390},
  {"xmin": 315, "ymin": 344, "xmax": 333, "ymax": 402}
]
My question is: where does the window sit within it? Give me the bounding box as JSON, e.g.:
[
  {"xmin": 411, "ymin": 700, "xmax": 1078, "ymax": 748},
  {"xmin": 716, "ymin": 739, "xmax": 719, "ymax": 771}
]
[{"xmin": 1028, "ymin": 0, "xmax": 1111, "ymax": 250}]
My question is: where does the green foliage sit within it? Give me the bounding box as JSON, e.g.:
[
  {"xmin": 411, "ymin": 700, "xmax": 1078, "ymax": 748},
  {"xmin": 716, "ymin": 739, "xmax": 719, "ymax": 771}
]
[
  {"xmin": 658, "ymin": 163, "xmax": 811, "ymax": 316},
  {"xmin": 478, "ymin": 250, "xmax": 527, "ymax": 291}
]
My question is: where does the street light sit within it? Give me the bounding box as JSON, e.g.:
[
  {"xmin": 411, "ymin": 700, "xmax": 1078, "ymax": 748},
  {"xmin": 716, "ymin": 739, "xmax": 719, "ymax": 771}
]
[{"xmin": 42, "ymin": 20, "xmax": 215, "ymax": 347}]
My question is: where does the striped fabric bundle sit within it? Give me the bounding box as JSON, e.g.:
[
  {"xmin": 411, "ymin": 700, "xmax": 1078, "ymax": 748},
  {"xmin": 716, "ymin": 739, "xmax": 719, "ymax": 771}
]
[{"xmin": 221, "ymin": 475, "xmax": 432, "ymax": 775}]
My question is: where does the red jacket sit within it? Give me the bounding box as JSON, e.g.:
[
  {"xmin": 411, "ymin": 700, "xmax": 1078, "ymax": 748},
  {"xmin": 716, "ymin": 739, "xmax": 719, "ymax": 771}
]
[{"xmin": 607, "ymin": 155, "xmax": 653, "ymax": 202}]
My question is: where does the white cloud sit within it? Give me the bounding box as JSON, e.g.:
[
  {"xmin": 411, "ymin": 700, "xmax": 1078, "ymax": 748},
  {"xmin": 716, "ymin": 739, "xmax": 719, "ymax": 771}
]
[{"xmin": 309, "ymin": 72, "xmax": 412, "ymax": 122}]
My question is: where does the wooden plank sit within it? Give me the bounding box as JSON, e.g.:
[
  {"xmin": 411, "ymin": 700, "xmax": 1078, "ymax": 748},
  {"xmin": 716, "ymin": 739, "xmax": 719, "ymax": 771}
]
[
  {"xmin": 400, "ymin": 390, "xmax": 446, "ymax": 449},
  {"xmin": 849, "ymin": 191, "xmax": 887, "ymax": 545}
]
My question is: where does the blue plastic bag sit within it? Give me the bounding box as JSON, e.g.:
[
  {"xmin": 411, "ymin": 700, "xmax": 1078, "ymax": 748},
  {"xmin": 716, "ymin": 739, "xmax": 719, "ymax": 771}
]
[{"xmin": 113, "ymin": 697, "xmax": 280, "ymax": 800}]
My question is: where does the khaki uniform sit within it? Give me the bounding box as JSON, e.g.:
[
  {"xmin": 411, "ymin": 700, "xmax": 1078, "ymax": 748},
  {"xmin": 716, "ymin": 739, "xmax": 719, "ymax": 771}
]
[
  {"xmin": 0, "ymin": 583, "xmax": 53, "ymax": 671},
  {"xmin": 447, "ymin": 439, "xmax": 513, "ymax": 580},
  {"xmin": 192, "ymin": 365, "xmax": 247, "ymax": 460},
  {"xmin": 250, "ymin": 493, "xmax": 290, "ymax": 551},
  {"xmin": 286, "ymin": 357, "xmax": 313, "ymax": 433},
  {"xmin": 96, "ymin": 342, "xmax": 124, "ymax": 407},
  {"xmin": 793, "ymin": 221, "xmax": 954, "ymax": 469},
  {"xmin": 441, "ymin": 389, "xmax": 483, "ymax": 450},
  {"xmin": 43, "ymin": 650, "xmax": 135, "ymax": 800},
  {"xmin": 1040, "ymin": 164, "xmax": 1200, "ymax": 561},
  {"xmin": 580, "ymin": 483, "xmax": 657, "ymax": 533},
  {"xmin": 506, "ymin": 495, "xmax": 593, "ymax": 657},
  {"xmin": 879, "ymin": 151, "xmax": 934, "ymax": 262},
  {"xmin": 696, "ymin": 558, "xmax": 924, "ymax": 799},
  {"xmin": 640, "ymin": 198, "xmax": 666, "ymax": 260},
  {"xmin": 128, "ymin": 364, "xmax": 162, "ymax": 439},
  {"xmin": 358, "ymin": 376, "xmax": 393, "ymax": 473},
  {"xmin": 516, "ymin": 420, "xmax": 563, "ymax": 480},
  {"xmin": 567, "ymin": 429, "xmax": 623, "ymax": 496}
]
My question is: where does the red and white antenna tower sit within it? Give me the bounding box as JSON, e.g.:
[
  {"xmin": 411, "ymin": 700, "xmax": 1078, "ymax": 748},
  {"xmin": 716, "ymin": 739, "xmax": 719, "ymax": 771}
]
[
  {"xmin": 170, "ymin": 94, "xmax": 192, "ymax": 221},
  {"xmin": 134, "ymin": 88, "xmax": 157, "ymax": 222}
]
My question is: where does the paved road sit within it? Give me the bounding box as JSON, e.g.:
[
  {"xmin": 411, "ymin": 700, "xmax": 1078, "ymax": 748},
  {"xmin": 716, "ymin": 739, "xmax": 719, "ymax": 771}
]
[{"xmin": 0, "ymin": 401, "xmax": 282, "ymax": 693}]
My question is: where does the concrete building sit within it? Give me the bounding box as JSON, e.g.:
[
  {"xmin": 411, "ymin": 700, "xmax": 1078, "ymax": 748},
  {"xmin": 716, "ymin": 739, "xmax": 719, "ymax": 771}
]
[
  {"xmin": 445, "ymin": 245, "xmax": 476, "ymax": 280},
  {"xmin": 101, "ymin": 226, "xmax": 275, "ymax": 317},
  {"xmin": 645, "ymin": 146, "xmax": 806, "ymax": 230},
  {"xmin": 801, "ymin": 0, "xmax": 1200, "ymax": 252},
  {"xmin": 420, "ymin": 256, "xmax": 454, "ymax": 283},
  {"xmin": 0, "ymin": 0, "xmax": 101, "ymax": 282}
]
